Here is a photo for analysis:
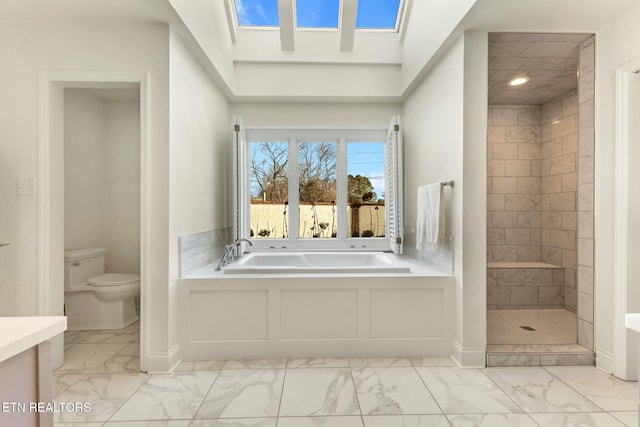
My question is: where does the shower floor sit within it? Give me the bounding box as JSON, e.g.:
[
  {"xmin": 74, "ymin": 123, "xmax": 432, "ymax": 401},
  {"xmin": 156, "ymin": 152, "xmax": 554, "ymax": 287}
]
[{"xmin": 487, "ymin": 309, "xmax": 576, "ymax": 345}]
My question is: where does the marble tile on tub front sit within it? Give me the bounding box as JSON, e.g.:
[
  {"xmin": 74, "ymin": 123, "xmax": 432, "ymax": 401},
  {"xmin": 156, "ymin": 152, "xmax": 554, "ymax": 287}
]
[
  {"xmin": 352, "ymin": 367, "xmax": 441, "ymax": 415},
  {"xmin": 110, "ymin": 371, "xmax": 218, "ymax": 421},
  {"xmin": 482, "ymin": 367, "xmax": 602, "ymax": 412},
  {"xmin": 544, "ymin": 366, "xmax": 638, "ymax": 411},
  {"xmin": 416, "ymin": 367, "xmax": 523, "ymax": 414},
  {"xmin": 362, "ymin": 415, "xmax": 450, "ymax": 427},
  {"xmin": 529, "ymin": 412, "xmax": 627, "ymax": 427},
  {"xmin": 54, "ymin": 373, "xmax": 149, "ymax": 423},
  {"xmin": 279, "ymin": 368, "xmax": 359, "ymax": 416},
  {"xmin": 446, "ymin": 414, "xmax": 538, "ymax": 427},
  {"xmin": 195, "ymin": 369, "xmax": 285, "ymax": 419}
]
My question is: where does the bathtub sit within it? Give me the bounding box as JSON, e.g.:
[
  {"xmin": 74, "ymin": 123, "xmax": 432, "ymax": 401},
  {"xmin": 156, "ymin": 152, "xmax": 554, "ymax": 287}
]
[
  {"xmin": 223, "ymin": 252, "xmax": 411, "ymax": 274},
  {"xmin": 179, "ymin": 252, "xmax": 454, "ymax": 361}
]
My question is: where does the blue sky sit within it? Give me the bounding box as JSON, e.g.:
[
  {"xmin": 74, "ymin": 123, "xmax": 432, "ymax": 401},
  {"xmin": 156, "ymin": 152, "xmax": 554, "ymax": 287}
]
[{"xmin": 235, "ymin": 0, "xmax": 401, "ymax": 29}]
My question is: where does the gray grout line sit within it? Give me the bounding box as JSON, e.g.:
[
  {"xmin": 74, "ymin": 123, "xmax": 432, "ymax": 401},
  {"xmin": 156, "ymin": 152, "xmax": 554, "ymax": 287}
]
[{"xmin": 346, "ymin": 359, "xmax": 366, "ymax": 426}]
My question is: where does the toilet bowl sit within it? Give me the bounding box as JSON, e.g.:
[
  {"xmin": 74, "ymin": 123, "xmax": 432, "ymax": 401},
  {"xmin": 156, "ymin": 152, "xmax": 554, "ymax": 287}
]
[{"xmin": 64, "ymin": 248, "xmax": 140, "ymax": 330}]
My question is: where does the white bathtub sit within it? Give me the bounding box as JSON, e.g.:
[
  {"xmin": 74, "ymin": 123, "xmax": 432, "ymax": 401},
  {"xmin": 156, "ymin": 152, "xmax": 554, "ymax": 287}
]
[
  {"xmin": 223, "ymin": 252, "xmax": 411, "ymax": 274},
  {"xmin": 179, "ymin": 252, "xmax": 453, "ymax": 361}
]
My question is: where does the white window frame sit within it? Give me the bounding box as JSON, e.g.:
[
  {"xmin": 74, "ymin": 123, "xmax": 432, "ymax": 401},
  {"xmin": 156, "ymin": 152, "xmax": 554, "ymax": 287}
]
[{"xmin": 237, "ymin": 126, "xmax": 400, "ymax": 252}]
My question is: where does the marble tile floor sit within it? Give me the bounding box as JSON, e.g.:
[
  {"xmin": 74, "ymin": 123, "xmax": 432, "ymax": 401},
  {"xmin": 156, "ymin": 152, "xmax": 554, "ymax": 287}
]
[{"xmin": 53, "ymin": 350, "xmax": 639, "ymax": 426}]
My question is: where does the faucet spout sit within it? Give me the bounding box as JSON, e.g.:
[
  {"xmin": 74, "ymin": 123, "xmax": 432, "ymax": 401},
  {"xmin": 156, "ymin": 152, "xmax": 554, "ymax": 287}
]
[{"xmin": 215, "ymin": 239, "xmax": 253, "ymax": 271}]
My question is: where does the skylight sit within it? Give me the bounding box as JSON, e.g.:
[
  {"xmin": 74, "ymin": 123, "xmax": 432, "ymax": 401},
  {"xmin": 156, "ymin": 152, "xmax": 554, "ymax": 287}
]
[
  {"xmin": 234, "ymin": 0, "xmax": 279, "ymax": 27},
  {"xmin": 356, "ymin": 0, "xmax": 402, "ymax": 29},
  {"xmin": 296, "ymin": 0, "xmax": 340, "ymax": 28}
]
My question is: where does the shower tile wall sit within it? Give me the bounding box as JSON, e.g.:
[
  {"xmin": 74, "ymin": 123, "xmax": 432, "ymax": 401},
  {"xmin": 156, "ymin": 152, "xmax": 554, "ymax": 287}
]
[
  {"xmin": 577, "ymin": 36, "xmax": 595, "ymax": 350},
  {"xmin": 487, "ymin": 105, "xmax": 542, "ymax": 263},
  {"xmin": 540, "ymin": 90, "xmax": 579, "ymax": 311}
]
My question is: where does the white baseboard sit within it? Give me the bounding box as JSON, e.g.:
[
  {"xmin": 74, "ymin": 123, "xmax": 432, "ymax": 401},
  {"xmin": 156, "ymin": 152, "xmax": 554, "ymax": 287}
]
[
  {"xmin": 451, "ymin": 339, "xmax": 486, "ymax": 367},
  {"xmin": 145, "ymin": 343, "xmax": 181, "ymax": 374},
  {"xmin": 596, "ymin": 347, "xmax": 614, "ymax": 374}
]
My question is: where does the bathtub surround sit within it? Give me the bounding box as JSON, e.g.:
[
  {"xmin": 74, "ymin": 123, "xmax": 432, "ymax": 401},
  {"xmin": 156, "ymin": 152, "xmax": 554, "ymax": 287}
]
[
  {"xmin": 180, "ymin": 261, "xmax": 453, "ymax": 361},
  {"xmin": 178, "ymin": 228, "xmax": 230, "ymax": 277}
]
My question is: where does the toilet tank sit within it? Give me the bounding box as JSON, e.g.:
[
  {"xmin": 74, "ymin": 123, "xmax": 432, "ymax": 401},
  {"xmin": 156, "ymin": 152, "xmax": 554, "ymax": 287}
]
[{"xmin": 64, "ymin": 248, "xmax": 107, "ymax": 290}]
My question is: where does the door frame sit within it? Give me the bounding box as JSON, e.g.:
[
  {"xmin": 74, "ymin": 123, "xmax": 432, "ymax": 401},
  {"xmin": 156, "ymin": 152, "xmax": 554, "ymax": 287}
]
[{"xmin": 38, "ymin": 71, "xmax": 151, "ymax": 371}]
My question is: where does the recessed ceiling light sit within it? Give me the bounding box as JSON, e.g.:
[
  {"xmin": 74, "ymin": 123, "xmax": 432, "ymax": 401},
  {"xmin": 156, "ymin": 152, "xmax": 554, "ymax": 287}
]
[{"xmin": 509, "ymin": 76, "xmax": 530, "ymax": 86}]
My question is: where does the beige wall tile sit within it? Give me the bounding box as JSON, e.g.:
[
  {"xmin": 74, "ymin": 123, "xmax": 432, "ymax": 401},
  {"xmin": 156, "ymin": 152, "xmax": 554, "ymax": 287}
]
[
  {"xmin": 550, "ymin": 115, "xmax": 577, "ymax": 139},
  {"xmin": 493, "ymin": 245, "xmax": 519, "ymax": 261},
  {"xmin": 578, "ymin": 99, "xmax": 595, "ymax": 130},
  {"xmin": 518, "ymin": 143, "xmax": 541, "ymax": 160},
  {"xmin": 542, "ymin": 138, "xmax": 563, "ymax": 158},
  {"xmin": 530, "ymin": 160, "xmax": 541, "ymax": 176},
  {"xmin": 548, "ymin": 192, "xmax": 576, "ymax": 211},
  {"xmin": 518, "ymin": 245, "xmax": 540, "ymax": 262},
  {"xmin": 562, "ymin": 172, "xmax": 577, "ymax": 192},
  {"xmin": 578, "ymin": 319, "xmax": 593, "ymax": 350},
  {"xmin": 493, "ymin": 177, "xmax": 518, "ymax": 193},
  {"xmin": 563, "ymin": 133, "xmax": 578, "ymax": 154},
  {"xmin": 540, "ymin": 287, "xmax": 564, "ymax": 306},
  {"xmin": 506, "ymin": 126, "xmax": 542, "ymax": 143},
  {"xmin": 511, "ymin": 287, "xmax": 538, "ymax": 306},
  {"xmin": 578, "ymin": 128, "xmax": 595, "ymax": 156},
  {"xmin": 565, "ymin": 268, "xmax": 576, "ymax": 289},
  {"xmin": 488, "ymin": 159, "xmax": 506, "ymax": 176},
  {"xmin": 505, "ymin": 160, "xmax": 531, "ymax": 176},
  {"xmin": 579, "ymin": 71, "xmax": 595, "ymax": 103},
  {"xmin": 542, "ymin": 100, "xmax": 563, "ymax": 123},
  {"xmin": 541, "ymin": 175, "xmax": 562, "ymax": 194},
  {"xmin": 578, "ymin": 155, "xmax": 594, "ymax": 184},
  {"xmin": 488, "ymin": 228, "xmax": 506, "ymax": 245},
  {"xmin": 493, "ymin": 211, "xmax": 518, "ymax": 228},
  {"xmin": 577, "ymin": 211, "xmax": 594, "ymax": 239},
  {"xmin": 488, "ymin": 287, "xmax": 511, "ymax": 305},
  {"xmin": 578, "ymin": 292, "xmax": 594, "ymax": 323},
  {"xmin": 549, "ymin": 229, "xmax": 576, "ymax": 250},
  {"xmin": 525, "ymin": 269, "xmax": 553, "ymax": 287},
  {"xmin": 531, "ymin": 229, "xmax": 541, "ymax": 245},
  {"xmin": 493, "ymin": 142, "xmax": 518, "ymax": 159},
  {"xmin": 493, "ymin": 108, "xmax": 519, "ymax": 125},
  {"xmin": 563, "ymin": 249, "xmax": 577, "ymax": 269},
  {"xmin": 541, "ymin": 211, "xmax": 563, "ymax": 229},
  {"xmin": 562, "ymin": 93, "xmax": 578, "ymax": 116},
  {"xmin": 565, "ymin": 288, "xmax": 577, "ymax": 312},
  {"xmin": 553, "ymin": 269, "xmax": 565, "ymax": 286},
  {"xmin": 578, "ymin": 265, "xmax": 594, "ymax": 295},
  {"xmin": 549, "ymin": 153, "xmax": 576, "ymax": 175},
  {"xmin": 578, "ymin": 183, "xmax": 594, "ymax": 211},
  {"xmin": 518, "ymin": 109, "xmax": 541, "ymax": 126},
  {"xmin": 505, "ymin": 194, "xmax": 533, "ymax": 211},
  {"xmin": 542, "ymin": 246, "xmax": 562, "ymax": 265},
  {"xmin": 497, "ymin": 269, "xmax": 525, "ymax": 286},
  {"xmin": 488, "ymin": 126, "xmax": 507, "ymax": 143},
  {"xmin": 518, "ymin": 212, "xmax": 541, "ymax": 228},
  {"xmin": 562, "ymin": 212, "xmax": 577, "ymax": 230},
  {"xmin": 578, "ymin": 238, "xmax": 594, "ymax": 267},
  {"xmin": 488, "ymin": 194, "xmax": 505, "ymax": 211},
  {"xmin": 518, "ymin": 177, "xmax": 540, "ymax": 194},
  {"xmin": 505, "ymin": 229, "xmax": 531, "ymax": 245}
]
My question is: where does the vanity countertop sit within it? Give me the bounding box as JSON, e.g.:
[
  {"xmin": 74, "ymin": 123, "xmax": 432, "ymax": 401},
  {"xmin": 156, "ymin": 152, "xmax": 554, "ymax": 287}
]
[
  {"xmin": 0, "ymin": 316, "xmax": 66, "ymax": 363},
  {"xmin": 625, "ymin": 313, "xmax": 640, "ymax": 333}
]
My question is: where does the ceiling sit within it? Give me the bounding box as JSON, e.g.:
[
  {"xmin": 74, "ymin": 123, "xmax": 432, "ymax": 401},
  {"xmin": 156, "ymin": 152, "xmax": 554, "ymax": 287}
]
[{"xmin": 488, "ymin": 32, "xmax": 592, "ymax": 105}]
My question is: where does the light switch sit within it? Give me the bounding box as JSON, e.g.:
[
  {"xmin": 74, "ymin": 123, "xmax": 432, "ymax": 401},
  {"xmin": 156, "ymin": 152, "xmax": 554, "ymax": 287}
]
[{"xmin": 16, "ymin": 178, "xmax": 36, "ymax": 196}]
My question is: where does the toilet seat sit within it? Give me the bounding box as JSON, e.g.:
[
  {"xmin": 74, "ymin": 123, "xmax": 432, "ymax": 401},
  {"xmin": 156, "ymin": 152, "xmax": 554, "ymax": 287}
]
[{"xmin": 88, "ymin": 273, "xmax": 140, "ymax": 287}]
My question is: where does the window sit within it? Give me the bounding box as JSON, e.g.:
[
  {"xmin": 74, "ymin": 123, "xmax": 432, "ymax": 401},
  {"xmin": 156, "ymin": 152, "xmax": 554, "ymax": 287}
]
[
  {"xmin": 296, "ymin": 0, "xmax": 340, "ymax": 28},
  {"xmin": 234, "ymin": 119, "xmax": 403, "ymax": 253},
  {"xmin": 233, "ymin": 0, "xmax": 279, "ymax": 27},
  {"xmin": 355, "ymin": 0, "xmax": 402, "ymax": 29}
]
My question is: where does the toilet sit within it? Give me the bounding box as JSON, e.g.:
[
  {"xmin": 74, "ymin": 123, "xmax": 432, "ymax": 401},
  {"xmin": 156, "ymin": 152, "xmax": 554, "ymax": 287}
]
[{"xmin": 64, "ymin": 248, "xmax": 140, "ymax": 330}]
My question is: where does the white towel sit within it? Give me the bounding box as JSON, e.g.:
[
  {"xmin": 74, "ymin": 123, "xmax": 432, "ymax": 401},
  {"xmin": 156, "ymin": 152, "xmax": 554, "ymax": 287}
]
[{"xmin": 416, "ymin": 183, "xmax": 445, "ymax": 253}]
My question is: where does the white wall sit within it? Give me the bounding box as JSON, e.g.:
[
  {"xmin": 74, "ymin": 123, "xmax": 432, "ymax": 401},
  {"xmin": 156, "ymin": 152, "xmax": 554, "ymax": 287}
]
[
  {"xmin": 230, "ymin": 103, "xmax": 401, "ymax": 129},
  {"xmin": 105, "ymin": 99, "xmax": 141, "ymax": 274},
  {"xmin": 64, "ymin": 90, "xmax": 108, "ymax": 252},
  {"xmin": 169, "ymin": 31, "xmax": 231, "ymax": 354},
  {"xmin": 64, "ymin": 90, "xmax": 141, "ymax": 275},
  {"xmin": 0, "ymin": 21, "xmax": 171, "ymax": 372},
  {"xmin": 595, "ymin": 1, "xmax": 640, "ymax": 376},
  {"xmin": 402, "ymin": 32, "xmax": 488, "ymax": 366}
]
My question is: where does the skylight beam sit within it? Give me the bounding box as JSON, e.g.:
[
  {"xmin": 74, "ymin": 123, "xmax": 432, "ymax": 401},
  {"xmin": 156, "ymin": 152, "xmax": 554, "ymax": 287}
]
[
  {"xmin": 278, "ymin": 0, "xmax": 295, "ymax": 50},
  {"xmin": 340, "ymin": 0, "xmax": 358, "ymax": 52}
]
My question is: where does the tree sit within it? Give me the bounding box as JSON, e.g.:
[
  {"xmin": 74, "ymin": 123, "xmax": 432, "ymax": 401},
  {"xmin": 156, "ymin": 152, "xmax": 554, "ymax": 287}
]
[
  {"xmin": 348, "ymin": 174, "xmax": 376, "ymax": 202},
  {"xmin": 250, "ymin": 142, "xmax": 288, "ymax": 202},
  {"xmin": 298, "ymin": 142, "xmax": 337, "ymax": 204}
]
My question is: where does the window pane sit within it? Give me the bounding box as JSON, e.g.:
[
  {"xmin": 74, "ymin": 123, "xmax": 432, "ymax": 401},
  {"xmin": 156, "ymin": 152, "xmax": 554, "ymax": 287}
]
[
  {"xmin": 296, "ymin": 0, "xmax": 339, "ymax": 28},
  {"xmin": 249, "ymin": 141, "xmax": 289, "ymax": 238},
  {"xmin": 347, "ymin": 141, "xmax": 385, "ymax": 237},
  {"xmin": 234, "ymin": 0, "xmax": 279, "ymax": 27},
  {"xmin": 355, "ymin": 0, "xmax": 401, "ymax": 29},
  {"xmin": 298, "ymin": 141, "xmax": 338, "ymax": 238}
]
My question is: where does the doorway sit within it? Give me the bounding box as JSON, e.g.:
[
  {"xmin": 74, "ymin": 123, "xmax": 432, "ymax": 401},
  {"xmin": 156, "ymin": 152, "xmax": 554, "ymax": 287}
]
[{"xmin": 38, "ymin": 72, "xmax": 150, "ymax": 371}]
